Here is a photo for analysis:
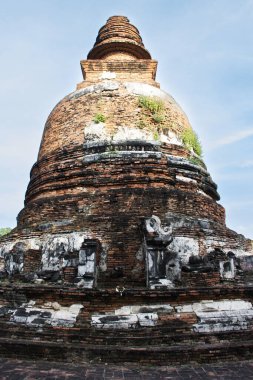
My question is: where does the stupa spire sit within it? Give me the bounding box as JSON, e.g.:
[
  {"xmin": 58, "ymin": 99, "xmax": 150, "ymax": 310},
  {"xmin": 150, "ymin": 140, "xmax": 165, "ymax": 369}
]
[{"xmin": 87, "ymin": 15, "xmax": 151, "ymax": 60}]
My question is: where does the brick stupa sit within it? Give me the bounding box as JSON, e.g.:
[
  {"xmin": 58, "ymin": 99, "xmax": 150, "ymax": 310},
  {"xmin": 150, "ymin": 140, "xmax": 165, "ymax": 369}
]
[{"xmin": 0, "ymin": 16, "xmax": 253, "ymax": 364}]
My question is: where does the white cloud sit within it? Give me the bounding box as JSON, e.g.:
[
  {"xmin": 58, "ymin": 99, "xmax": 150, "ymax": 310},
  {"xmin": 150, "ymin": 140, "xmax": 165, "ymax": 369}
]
[
  {"xmin": 223, "ymin": 159, "xmax": 253, "ymax": 169},
  {"xmin": 238, "ymin": 159, "xmax": 253, "ymax": 168},
  {"xmin": 226, "ymin": 200, "xmax": 253, "ymax": 209},
  {"xmin": 208, "ymin": 128, "xmax": 253, "ymax": 150}
]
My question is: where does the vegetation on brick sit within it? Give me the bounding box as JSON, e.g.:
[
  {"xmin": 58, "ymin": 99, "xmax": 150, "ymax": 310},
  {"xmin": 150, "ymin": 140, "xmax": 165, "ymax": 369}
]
[
  {"xmin": 181, "ymin": 128, "xmax": 202, "ymax": 156},
  {"xmin": 137, "ymin": 119, "xmax": 146, "ymax": 129},
  {"xmin": 138, "ymin": 96, "xmax": 164, "ymax": 114},
  {"xmin": 152, "ymin": 113, "xmax": 164, "ymax": 123},
  {"xmin": 93, "ymin": 113, "xmax": 106, "ymax": 123},
  {"xmin": 138, "ymin": 96, "xmax": 166, "ymax": 134},
  {"xmin": 153, "ymin": 130, "xmax": 160, "ymax": 141},
  {"xmin": 188, "ymin": 156, "xmax": 206, "ymax": 169},
  {"xmin": 0, "ymin": 227, "xmax": 11, "ymax": 237}
]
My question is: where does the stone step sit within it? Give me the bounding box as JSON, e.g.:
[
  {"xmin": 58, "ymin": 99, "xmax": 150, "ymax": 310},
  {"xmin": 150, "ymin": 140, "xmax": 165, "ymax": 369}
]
[
  {"xmin": 0, "ymin": 320, "xmax": 252, "ymax": 347},
  {"xmin": 0, "ymin": 336, "xmax": 253, "ymax": 365}
]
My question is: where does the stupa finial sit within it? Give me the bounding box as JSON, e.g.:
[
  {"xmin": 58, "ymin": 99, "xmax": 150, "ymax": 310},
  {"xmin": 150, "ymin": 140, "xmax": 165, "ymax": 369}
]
[{"xmin": 87, "ymin": 15, "xmax": 151, "ymax": 59}]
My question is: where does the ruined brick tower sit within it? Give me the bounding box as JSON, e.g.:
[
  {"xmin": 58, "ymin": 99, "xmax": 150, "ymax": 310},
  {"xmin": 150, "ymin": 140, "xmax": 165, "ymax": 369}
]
[{"xmin": 0, "ymin": 16, "xmax": 253, "ymax": 364}]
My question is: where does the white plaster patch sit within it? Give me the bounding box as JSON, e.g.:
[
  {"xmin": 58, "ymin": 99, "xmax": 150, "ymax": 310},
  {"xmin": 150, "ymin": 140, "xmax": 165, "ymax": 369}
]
[
  {"xmin": 83, "ymin": 151, "xmax": 162, "ymax": 163},
  {"xmin": 169, "ymin": 237, "xmax": 199, "ymax": 264},
  {"xmin": 77, "ymin": 278, "xmax": 94, "ymax": 289},
  {"xmin": 91, "ymin": 312, "xmax": 159, "ymax": 329},
  {"xmin": 8, "ymin": 258, "xmax": 23, "ymax": 274},
  {"xmin": 150, "ymin": 279, "xmax": 174, "ymax": 289},
  {"xmin": 34, "ymin": 279, "xmax": 44, "ymax": 284},
  {"xmin": 160, "ymin": 131, "xmax": 182, "ymax": 145},
  {"xmin": 91, "ymin": 314, "xmax": 138, "ymax": 329},
  {"xmin": 176, "ymin": 300, "xmax": 252, "ymax": 313},
  {"xmin": 99, "ymin": 248, "xmax": 107, "ymax": 272},
  {"xmin": 176, "ymin": 299, "xmax": 253, "ymax": 333},
  {"xmin": 220, "ymin": 259, "xmax": 235, "ymax": 279},
  {"xmin": 100, "ymin": 71, "xmax": 116, "ymax": 80},
  {"xmin": 0, "ymin": 238, "xmax": 41, "ymax": 258},
  {"xmin": 1, "ymin": 232, "xmax": 88, "ymax": 270},
  {"xmin": 225, "ymin": 248, "xmax": 253, "ymax": 257},
  {"xmin": 205, "ymin": 238, "xmax": 253, "ymax": 257},
  {"xmin": 124, "ymin": 82, "xmax": 188, "ymax": 119},
  {"xmin": 27, "ymin": 300, "xmax": 36, "ymax": 307},
  {"xmin": 176, "ymin": 175, "xmax": 197, "ymax": 185},
  {"xmin": 114, "ymin": 304, "xmax": 173, "ymax": 315},
  {"xmin": 78, "ymin": 260, "xmax": 94, "ymax": 275},
  {"xmin": 11, "ymin": 303, "xmax": 83, "ymax": 327},
  {"xmin": 84, "ymin": 122, "xmax": 110, "ymax": 142},
  {"xmin": 197, "ymin": 189, "xmax": 212, "ymax": 199},
  {"xmin": 91, "ymin": 303, "xmax": 173, "ymax": 329},
  {"xmin": 137, "ymin": 313, "xmax": 158, "ymax": 326},
  {"xmin": 41, "ymin": 232, "xmax": 88, "ymax": 271},
  {"xmin": 78, "ymin": 247, "xmax": 95, "ymax": 288},
  {"xmin": 0, "ymin": 243, "xmax": 14, "ymax": 258},
  {"xmin": 68, "ymin": 81, "xmax": 119, "ymax": 100},
  {"xmin": 193, "ymin": 309, "xmax": 253, "ymax": 333},
  {"xmin": 112, "ymin": 126, "xmax": 153, "ymax": 142}
]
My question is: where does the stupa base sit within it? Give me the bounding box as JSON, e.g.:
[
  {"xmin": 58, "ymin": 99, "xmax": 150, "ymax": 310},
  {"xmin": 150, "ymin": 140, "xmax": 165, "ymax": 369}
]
[{"xmin": 0, "ymin": 284, "xmax": 253, "ymax": 364}]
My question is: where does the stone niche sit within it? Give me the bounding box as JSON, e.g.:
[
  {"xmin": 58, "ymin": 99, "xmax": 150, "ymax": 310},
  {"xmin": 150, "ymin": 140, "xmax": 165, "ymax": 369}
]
[
  {"xmin": 143, "ymin": 216, "xmax": 251, "ymax": 289},
  {"xmin": 144, "ymin": 215, "xmax": 180, "ymax": 289},
  {"xmin": 239, "ymin": 255, "xmax": 253, "ymax": 284},
  {"xmin": 180, "ymin": 248, "xmax": 238, "ymax": 287},
  {"xmin": 5, "ymin": 242, "xmax": 25, "ymax": 276},
  {"xmin": 23, "ymin": 249, "xmax": 42, "ymax": 275},
  {"xmin": 0, "ymin": 235, "xmax": 103, "ymax": 287},
  {"xmin": 77, "ymin": 239, "xmax": 100, "ymax": 288},
  {"xmin": 220, "ymin": 253, "xmax": 235, "ymax": 280}
]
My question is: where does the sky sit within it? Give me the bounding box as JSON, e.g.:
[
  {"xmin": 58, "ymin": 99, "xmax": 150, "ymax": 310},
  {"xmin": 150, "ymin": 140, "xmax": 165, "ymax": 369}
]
[{"xmin": 0, "ymin": 0, "xmax": 252, "ymax": 238}]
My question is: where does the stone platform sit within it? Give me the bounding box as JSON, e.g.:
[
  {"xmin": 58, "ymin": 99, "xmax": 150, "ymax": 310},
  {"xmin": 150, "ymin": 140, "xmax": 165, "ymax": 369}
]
[
  {"xmin": 1, "ymin": 358, "xmax": 253, "ymax": 379},
  {"xmin": 0, "ymin": 283, "xmax": 253, "ymax": 366}
]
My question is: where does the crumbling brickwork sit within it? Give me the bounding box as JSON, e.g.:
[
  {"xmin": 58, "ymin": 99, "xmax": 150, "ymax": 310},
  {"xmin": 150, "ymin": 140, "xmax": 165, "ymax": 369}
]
[
  {"xmin": 1, "ymin": 14, "xmax": 252, "ymax": 287},
  {"xmin": 0, "ymin": 15, "xmax": 252, "ymax": 365}
]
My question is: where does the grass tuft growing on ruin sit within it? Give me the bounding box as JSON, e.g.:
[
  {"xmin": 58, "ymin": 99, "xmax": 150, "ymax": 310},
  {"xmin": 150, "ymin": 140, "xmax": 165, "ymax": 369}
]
[
  {"xmin": 153, "ymin": 130, "xmax": 160, "ymax": 141},
  {"xmin": 181, "ymin": 128, "xmax": 202, "ymax": 156},
  {"xmin": 152, "ymin": 113, "xmax": 164, "ymax": 123},
  {"xmin": 188, "ymin": 155, "xmax": 206, "ymax": 169},
  {"xmin": 0, "ymin": 227, "xmax": 11, "ymax": 237},
  {"xmin": 138, "ymin": 96, "xmax": 164, "ymax": 114},
  {"xmin": 93, "ymin": 113, "xmax": 106, "ymax": 123}
]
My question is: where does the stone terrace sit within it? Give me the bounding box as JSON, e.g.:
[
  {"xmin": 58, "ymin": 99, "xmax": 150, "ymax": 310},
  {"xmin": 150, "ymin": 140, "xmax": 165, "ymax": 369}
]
[{"xmin": 1, "ymin": 358, "xmax": 253, "ymax": 379}]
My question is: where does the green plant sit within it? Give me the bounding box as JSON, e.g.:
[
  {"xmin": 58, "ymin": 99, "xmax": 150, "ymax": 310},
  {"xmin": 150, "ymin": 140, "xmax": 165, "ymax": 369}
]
[
  {"xmin": 188, "ymin": 156, "xmax": 206, "ymax": 168},
  {"xmin": 0, "ymin": 228, "xmax": 11, "ymax": 237},
  {"xmin": 138, "ymin": 96, "xmax": 164, "ymax": 114},
  {"xmin": 153, "ymin": 130, "xmax": 160, "ymax": 141},
  {"xmin": 137, "ymin": 119, "xmax": 146, "ymax": 129},
  {"xmin": 181, "ymin": 128, "xmax": 202, "ymax": 156},
  {"xmin": 93, "ymin": 113, "xmax": 106, "ymax": 123},
  {"xmin": 152, "ymin": 113, "xmax": 164, "ymax": 123}
]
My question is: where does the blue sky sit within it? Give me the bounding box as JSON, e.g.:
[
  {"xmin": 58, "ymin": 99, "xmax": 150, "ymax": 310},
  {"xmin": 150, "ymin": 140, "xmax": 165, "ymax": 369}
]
[{"xmin": 0, "ymin": 0, "xmax": 252, "ymax": 238}]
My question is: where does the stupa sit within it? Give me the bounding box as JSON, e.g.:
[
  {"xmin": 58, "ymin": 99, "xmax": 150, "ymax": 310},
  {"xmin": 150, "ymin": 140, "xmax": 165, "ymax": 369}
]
[{"xmin": 0, "ymin": 16, "xmax": 253, "ymax": 364}]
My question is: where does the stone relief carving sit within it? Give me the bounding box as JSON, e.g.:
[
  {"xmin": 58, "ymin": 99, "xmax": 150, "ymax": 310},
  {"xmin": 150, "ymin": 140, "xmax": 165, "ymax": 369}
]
[
  {"xmin": 145, "ymin": 215, "xmax": 173, "ymax": 241},
  {"xmin": 78, "ymin": 239, "xmax": 98, "ymax": 288},
  {"xmin": 144, "ymin": 215, "xmax": 180, "ymax": 289}
]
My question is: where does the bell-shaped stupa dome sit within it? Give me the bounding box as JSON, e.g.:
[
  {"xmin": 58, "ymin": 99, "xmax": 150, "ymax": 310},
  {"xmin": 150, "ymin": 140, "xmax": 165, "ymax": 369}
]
[{"xmin": 0, "ymin": 15, "xmax": 252, "ymax": 290}]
